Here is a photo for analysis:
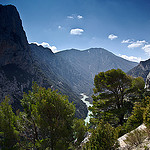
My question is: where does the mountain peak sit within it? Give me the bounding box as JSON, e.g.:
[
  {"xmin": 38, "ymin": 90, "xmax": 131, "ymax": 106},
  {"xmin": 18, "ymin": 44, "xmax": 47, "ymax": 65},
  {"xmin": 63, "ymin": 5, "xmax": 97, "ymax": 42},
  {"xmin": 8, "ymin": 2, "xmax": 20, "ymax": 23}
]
[{"xmin": 0, "ymin": 4, "xmax": 30, "ymax": 68}]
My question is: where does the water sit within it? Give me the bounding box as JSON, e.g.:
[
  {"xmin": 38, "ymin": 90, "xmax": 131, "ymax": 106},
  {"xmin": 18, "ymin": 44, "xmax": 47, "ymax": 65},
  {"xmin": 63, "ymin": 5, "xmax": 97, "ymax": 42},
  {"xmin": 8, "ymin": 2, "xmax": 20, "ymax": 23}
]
[{"xmin": 80, "ymin": 93, "xmax": 93, "ymax": 124}]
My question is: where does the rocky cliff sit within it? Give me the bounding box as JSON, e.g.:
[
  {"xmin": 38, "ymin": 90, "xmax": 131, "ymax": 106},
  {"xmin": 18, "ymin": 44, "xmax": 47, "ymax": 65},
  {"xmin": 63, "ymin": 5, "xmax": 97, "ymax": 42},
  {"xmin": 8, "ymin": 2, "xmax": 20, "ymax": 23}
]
[
  {"xmin": 0, "ymin": 5, "xmax": 31, "ymax": 68},
  {"xmin": 128, "ymin": 59, "xmax": 150, "ymax": 81},
  {"xmin": 0, "ymin": 5, "xmax": 33, "ymax": 103}
]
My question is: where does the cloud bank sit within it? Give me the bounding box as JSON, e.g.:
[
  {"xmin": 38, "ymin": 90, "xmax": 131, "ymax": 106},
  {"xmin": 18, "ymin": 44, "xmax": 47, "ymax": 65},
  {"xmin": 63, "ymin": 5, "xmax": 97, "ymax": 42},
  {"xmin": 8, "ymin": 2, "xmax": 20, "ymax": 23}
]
[
  {"xmin": 119, "ymin": 54, "xmax": 142, "ymax": 62},
  {"xmin": 127, "ymin": 40, "xmax": 146, "ymax": 49},
  {"xmin": 32, "ymin": 42, "xmax": 58, "ymax": 53},
  {"xmin": 142, "ymin": 44, "xmax": 150, "ymax": 56}
]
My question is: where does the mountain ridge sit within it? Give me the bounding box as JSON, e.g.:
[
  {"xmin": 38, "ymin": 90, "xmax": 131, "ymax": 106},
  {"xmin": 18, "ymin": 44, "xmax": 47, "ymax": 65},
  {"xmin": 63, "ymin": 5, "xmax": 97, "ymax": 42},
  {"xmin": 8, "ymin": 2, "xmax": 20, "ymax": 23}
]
[
  {"xmin": 0, "ymin": 4, "xmax": 139, "ymax": 118},
  {"xmin": 56, "ymin": 48, "xmax": 138, "ymax": 97},
  {"xmin": 128, "ymin": 59, "xmax": 150, "ymax": 81}
]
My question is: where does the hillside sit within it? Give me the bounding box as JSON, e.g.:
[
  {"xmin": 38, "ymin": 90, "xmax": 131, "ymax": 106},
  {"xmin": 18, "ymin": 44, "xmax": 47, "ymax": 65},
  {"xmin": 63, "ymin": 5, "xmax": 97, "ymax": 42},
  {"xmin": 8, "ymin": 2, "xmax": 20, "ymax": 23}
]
[
  {"xmin": 128, "ymin": 59, "xmax": 150, "ymax": 81},
  {"xmin": 0, "ymin": 4, "xmax": 87, "ymax": 118},
  {"xmin": 56, "ymin": 48, "xmax": 137, "ymax": 95}
]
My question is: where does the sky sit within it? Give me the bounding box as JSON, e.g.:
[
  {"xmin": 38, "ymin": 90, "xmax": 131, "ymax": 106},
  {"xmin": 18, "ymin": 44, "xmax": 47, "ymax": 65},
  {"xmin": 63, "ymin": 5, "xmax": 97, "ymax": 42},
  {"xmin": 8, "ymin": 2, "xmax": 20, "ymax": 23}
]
[{"xmin": 1, "ymin": 0, "xmax": 150, "ymax": 62}]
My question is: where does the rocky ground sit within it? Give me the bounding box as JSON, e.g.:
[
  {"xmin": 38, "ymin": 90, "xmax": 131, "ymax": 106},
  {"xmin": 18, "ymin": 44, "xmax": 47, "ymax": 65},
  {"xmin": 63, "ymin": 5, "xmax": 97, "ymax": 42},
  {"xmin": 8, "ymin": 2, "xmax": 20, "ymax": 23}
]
[{"xmin": 118, "ymin": 124, "xmax": 150, "ymax": 150}]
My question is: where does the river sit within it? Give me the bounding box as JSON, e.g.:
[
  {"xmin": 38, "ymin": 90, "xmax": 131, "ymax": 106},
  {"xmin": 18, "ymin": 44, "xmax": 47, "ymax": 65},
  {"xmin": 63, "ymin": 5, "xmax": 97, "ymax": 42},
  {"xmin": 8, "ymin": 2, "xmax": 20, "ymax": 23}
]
[{"xmin": 80, "ymin": 93, "xmax": 93, "ymax": 124}]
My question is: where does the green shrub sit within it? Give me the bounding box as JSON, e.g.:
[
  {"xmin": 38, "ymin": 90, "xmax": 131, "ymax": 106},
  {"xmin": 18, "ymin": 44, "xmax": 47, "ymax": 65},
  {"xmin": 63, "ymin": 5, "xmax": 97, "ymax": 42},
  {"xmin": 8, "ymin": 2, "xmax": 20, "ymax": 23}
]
[{"xmin": 84, "ymin": 120, "xmax": 119, "ymax": 150}]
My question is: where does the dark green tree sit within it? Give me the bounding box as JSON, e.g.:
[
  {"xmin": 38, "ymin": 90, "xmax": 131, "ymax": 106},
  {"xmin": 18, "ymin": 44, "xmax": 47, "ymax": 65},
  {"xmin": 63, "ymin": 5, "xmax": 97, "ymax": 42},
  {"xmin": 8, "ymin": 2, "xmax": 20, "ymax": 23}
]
[
  {"xmin": 0, "ymin": 97, "xmax": 19, "ymax": 149},
  {"xmin": 125, "ymin": 102, "xmax": 145, "ymax": 132},
  {"xmin": 73, "ymin": 119, "xmax": 87, "ymax": 147},
  {"xmin": 143, "ymin": 97, "xmax": 150, "ymax": 127},
  {"xmin": 91, "ymin": 69, "xmax": 145, "ymax": 126},
  {"xmin": 84, "ymin": 120, "xmax": 118, "ymax": 150},
  {"xmin": 21, "ymin": 83, "xmax": 75, "ymax": 150}
]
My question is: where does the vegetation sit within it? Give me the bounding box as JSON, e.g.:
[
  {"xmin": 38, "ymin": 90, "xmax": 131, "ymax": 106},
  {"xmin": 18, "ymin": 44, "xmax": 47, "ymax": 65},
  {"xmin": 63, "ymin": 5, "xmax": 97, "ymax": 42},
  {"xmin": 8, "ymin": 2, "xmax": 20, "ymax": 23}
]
[
  {"xmin": 0, "ymin": 97, "xmax": 18, "ymax": 149},
  {"xmin": 1, "ymin": 68, "xmax": 150, "ymax": 149},
  {"xmin": 86, "ymin": 69, "xmax": 150, "ymax": 150},
  {"xmin": 0, "ymin": 83, "xmax": 86, "ymax": 150},
  {"xmin": 125, "ymin": 102, "xmax": 145, "ymax": 131},
  {"xmin": 73, "ymin": 119, "xmax": 87, "ymax": 147},
  {"xmin": 90, "ymin": 69, "xmax": 145, "ymax": 126},
  {"xmin": 84, "ymin": 120, "xmax": 118, "ymax": 150}
]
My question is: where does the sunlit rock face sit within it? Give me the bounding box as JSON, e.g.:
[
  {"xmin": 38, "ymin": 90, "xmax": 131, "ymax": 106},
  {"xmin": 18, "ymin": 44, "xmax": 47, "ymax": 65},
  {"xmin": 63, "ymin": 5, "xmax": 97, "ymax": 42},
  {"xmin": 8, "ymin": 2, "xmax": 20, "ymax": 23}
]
[
  {"xmin": 128, "ymin": 59, "xmax": 150, "ymax": 81},
  {"xmin": 145, "ymin": 72, "xmax": 150, "ymax": 89}
]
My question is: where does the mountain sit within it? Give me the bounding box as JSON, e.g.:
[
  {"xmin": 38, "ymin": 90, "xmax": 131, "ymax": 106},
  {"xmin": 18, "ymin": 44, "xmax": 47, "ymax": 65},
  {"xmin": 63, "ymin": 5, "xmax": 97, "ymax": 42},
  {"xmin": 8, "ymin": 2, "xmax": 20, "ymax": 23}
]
[
  {"xmin": 128, "ymin": 59, "xmax": 150, "ymax": 81},
  {"xmin": 0, "ymin": 4, "xmax": 87, "ymax": 118},
  {"xmin": 56, "ymin": 48, "xmax": 138, "ymax": 95},
  {"xmin": 29, "ymin": 44, "xmax": 91, "ymax": 95},
  {"xmin": 0, "ymin": 4, "xmax": 138, "ymax": 119}
]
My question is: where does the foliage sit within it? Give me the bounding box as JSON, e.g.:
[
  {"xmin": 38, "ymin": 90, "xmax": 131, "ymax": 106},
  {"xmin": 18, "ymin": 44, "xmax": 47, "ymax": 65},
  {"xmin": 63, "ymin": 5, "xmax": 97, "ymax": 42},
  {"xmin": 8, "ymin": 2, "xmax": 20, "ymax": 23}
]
[
  {"xmin": 131, "ymin": 77, "xmax": 145, "ymax": 99},
  {"xmin": 125, "ymin": 102, "xmax": 145, "ymax": 131},
  {"xmin": 73, "ymin": 119, "xmax": 87, "ymax": 147},
  {"xmin": 0, "ymin": 97, "xmax": 19, "ymax": 149},
  {"xmin": 0, "ymin": 83, "xmax": 77, "ymax": 150},
  {"xmin": 83, "ymin": 120, "xmax": 118, "ymax": 150},
  {"xmin": 20, "ymin": 83, "xmax": 75, "ymax": 150},
  {"xmin": 91, "ymin": 69, "xmax": 145, "ymax": 126},
  {"xmin": 143, "ymin": 104, "xmax": 150, "ymax": 128}
]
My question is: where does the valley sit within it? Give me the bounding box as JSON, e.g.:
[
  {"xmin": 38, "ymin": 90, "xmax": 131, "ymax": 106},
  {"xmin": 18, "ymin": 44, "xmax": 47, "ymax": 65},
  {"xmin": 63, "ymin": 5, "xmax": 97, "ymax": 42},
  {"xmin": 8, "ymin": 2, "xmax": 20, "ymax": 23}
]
[{"xmin": 1, "ymin": 2, "xmax": 150, "ymax": 150}]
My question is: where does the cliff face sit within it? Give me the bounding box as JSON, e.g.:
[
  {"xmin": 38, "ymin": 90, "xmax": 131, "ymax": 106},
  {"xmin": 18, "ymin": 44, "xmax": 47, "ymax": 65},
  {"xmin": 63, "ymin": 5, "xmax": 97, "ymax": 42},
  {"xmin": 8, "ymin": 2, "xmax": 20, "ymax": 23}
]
[
  {"xmin": 0, "ymin": 5, "xmax": 31, "ymax": 68},
  {"xmin": 0, "ymin": 5, "xmax": 33, "ymax": 104},
  {"xmin": 128, "ymin": 59, "xmax": 150, "ymax": 81}
]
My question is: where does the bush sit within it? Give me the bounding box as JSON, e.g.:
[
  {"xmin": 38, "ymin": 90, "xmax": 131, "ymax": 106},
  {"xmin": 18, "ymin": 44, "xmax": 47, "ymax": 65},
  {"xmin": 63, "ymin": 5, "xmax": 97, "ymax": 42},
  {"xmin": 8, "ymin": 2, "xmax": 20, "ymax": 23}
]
[
  {"xmin": 83, "ymin": 120, "xmax": 119, "ymax": 150},
  {"xmin": 125, "ymin": 102, "xmax": 144, "ymax": 132}
]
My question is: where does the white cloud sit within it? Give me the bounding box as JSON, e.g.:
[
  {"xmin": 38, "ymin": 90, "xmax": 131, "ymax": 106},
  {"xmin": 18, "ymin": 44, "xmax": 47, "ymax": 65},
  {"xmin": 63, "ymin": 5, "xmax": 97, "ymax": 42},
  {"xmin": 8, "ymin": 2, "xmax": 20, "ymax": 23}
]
[
  {"xmin": 67, "ymin": 14, "xmax": 83, "ymax": 19},
  {"xmin": 32, "ymin": 42, "xmax": 58, "ymax": 53},
  {"xmin": 119, "ymin": 54, "xmax": 142, "ymax": 62},
  {"xmin": 108, "ymin": 34, "xmax": 118, "ymax": 40},
  {"xmin": 128, "ymin": 40, "xmax": 146, "ymax": 49},
  {"xmin": 70, "ymin": 28, "xmax": 84, "ymax": 35},
  {"xmin": 58, "ymin": 26, "xmax": 62, "ymax": 29},
  {"xmin": 77, "ymin": 15, "xmax": 83, "ymax": 19},
  {"xmin": 121, "ymin": 39, "xmax": 133, "ymax": 43},
  {"xmin": 67, "ymin": 15, "xmax": 74, "ymax": 19},
  {"xmin": 142, "ymin": 44, "xmax": 150, "ymax": 56}
]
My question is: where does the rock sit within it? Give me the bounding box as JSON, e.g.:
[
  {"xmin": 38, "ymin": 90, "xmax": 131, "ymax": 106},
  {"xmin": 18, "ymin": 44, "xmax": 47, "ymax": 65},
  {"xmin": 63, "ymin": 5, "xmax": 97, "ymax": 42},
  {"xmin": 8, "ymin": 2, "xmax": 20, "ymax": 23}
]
[
  {"xmin": 0, "ymin": 4, "xmax": 31, "ymax": 69},
  {"xmin": 145, "ymin": 72, "xmax": 150, "ymax": 89},
  {"xmin": 128, "ymin": 59, "xmax": 150, "ymax": 81}
]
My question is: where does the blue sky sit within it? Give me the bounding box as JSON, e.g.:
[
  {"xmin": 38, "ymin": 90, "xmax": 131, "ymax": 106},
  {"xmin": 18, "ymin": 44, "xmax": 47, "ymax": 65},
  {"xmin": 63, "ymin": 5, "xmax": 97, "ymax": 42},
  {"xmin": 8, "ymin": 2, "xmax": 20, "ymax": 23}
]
[{"xmin": 1, "ymin": 0, "xmax": 150, "ymax": 62}]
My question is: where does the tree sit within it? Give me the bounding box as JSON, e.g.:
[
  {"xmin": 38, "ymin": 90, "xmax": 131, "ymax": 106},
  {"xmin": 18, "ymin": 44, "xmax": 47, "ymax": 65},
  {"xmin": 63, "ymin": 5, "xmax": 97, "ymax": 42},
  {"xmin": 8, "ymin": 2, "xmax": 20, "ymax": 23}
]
[
  {"xmin": 0, "ymin": 97, "xmax": 18, "ymax": 149},
  {"xmin": 73, "ymin": 119, "xmax": 87, "ymax": 147},
  {"xmin": 125, "ymin": 102, "xmax": 145, "ymax": 132},
  {"xmin": 91, "ymin": 69, "xmax": 145, "ymax": 126},
  {"xmin": 130, "ymin": 77, "xmax": 145, "ymax": 101},
  {"xmin": 21, "ymin": 83, "xmax": 75, "ymax": 150},
  {"xmin": 143, "ymin": 97, "xmax": 150, "ymax": 127},
  {"xmin": 84, "ymin": 120, "xmax": 118, "ymax": 150}
]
